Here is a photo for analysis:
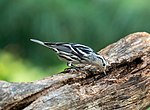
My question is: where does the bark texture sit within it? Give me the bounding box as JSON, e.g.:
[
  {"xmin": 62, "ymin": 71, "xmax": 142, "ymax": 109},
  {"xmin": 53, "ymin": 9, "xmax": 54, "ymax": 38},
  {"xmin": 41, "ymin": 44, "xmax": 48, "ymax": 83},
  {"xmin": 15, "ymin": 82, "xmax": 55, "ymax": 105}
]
[{"xmin": 0, "ymin": 32, "xmax": 150, "ymax": 110}]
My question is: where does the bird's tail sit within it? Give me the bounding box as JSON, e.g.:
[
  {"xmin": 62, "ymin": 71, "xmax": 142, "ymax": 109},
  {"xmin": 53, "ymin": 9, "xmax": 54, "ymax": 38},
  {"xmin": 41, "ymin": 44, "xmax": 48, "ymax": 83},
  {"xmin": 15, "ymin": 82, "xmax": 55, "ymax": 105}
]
[
  {"xmin": 30, "ymin": 39, "xmax": 45, "ymax": 45},
  {"xmin": 30, "ymin": 39, "xmax": 55, "ymax": 48}
]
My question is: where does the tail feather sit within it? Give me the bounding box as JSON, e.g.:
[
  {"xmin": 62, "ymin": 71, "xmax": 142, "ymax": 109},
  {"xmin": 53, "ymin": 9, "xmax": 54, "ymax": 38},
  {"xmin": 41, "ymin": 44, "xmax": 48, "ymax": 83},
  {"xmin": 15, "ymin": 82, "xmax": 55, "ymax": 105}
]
[
  {"xmin": 30, "ymin": 39, "xmax": 59, "ymax": 52},
  {"xmin": 30, "ymin": 39, "xmax": 45, "ymax": 46},
  {"xmin": 30, "ymin": 39, "xmax": 54, "ymax": 47}
]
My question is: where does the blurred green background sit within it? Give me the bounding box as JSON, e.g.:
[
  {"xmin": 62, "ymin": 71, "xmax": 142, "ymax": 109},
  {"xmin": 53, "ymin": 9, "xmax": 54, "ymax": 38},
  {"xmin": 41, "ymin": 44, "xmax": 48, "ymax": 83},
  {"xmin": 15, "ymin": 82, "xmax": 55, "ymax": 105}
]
[{"xmin": 0, "ymin": 0, "xmax": 150, "ymax": 82}]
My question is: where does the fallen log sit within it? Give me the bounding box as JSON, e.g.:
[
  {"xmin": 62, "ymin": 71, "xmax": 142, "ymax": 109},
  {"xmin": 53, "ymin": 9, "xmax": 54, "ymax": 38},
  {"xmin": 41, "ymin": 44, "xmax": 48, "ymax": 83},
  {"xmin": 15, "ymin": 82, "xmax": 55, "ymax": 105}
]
[{"xmin": 0, "ymin": 32, "xmax": 150, "ymax": 110}]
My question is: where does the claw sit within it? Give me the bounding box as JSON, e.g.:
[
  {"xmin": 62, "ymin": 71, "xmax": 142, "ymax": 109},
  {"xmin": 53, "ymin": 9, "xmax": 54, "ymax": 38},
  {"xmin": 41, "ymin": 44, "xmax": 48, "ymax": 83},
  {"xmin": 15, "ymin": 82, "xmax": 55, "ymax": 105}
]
[{"xmin": 103, "ymin": 71, "xmax": 107, "ymax": 75}]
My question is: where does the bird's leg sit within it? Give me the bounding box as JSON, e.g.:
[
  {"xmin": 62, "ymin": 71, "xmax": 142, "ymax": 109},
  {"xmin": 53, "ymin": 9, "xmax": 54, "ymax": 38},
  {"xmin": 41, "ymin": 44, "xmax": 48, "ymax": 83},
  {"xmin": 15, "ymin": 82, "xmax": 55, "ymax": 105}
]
[
  {"xmin": 64, "ymin": 63, "xmax": 77, "ymax": 71},
  {"xmin": 103, "ymin": 66, "xmax": 107, "ymax": 75},
  {"xmin": 67, "ymin": 62, "xmax": 73, "ymax": 67},
  {"xmin": 67, "ymin": 62, "xmax": 81, "ymax": 70}
]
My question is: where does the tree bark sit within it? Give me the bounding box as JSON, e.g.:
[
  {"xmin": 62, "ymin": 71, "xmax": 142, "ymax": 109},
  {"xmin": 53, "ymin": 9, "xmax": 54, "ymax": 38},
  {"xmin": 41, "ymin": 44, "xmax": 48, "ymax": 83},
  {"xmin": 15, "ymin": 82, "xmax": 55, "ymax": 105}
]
[{"xmin": 0, "ymin": 32, "xmax": 150, "ymax": 110}]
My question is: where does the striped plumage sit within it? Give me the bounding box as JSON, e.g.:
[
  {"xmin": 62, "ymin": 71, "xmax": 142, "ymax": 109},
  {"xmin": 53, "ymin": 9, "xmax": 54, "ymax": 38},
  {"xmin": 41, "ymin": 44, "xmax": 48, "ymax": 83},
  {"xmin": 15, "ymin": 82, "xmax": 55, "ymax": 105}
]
[{"xmin": 30, "ymin": 39, "xmax": 108, "ymax": 74}]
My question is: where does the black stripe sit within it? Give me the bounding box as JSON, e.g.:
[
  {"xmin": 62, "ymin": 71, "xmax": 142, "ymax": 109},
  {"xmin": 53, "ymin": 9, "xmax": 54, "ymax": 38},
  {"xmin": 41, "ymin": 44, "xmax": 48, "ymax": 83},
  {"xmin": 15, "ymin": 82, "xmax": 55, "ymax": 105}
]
[
  {"xmin": 97, "ymin": 55, "xmax": 105, "ymax": 66},
  {"xmin": 58, "ymin": 54, "xmax": 72, "ymax": 61},
  {"xmin": 71, "ymin": 44, "xmax": 84, "ymax": 57},
  {"xmin": 70, "ymin": 55, "xmax": 80, "ymax": 61},
  {"xmin": 62, "ymin": 44, "xmax": 84, "ymax": 61}
]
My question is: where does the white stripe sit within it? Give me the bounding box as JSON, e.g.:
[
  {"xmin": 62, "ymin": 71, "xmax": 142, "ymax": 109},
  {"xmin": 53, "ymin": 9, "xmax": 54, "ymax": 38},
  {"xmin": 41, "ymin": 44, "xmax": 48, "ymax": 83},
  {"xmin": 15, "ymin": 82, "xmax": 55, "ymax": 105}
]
[
  {"xmin": 59, "ymin": 51, "xmax": 72, "ymax": 55},
  {"xmin": 74, "ymin": 44, "xmax": 93, "ymax": 52},
  {"xmin": 64, "ymin": 44, "xmax": 78, "ymax": 54},
  {"xmin": 59, "ymin": 54, "xmax": 76, "ymax": 61},
  {"xmin": 53, "ymin": 48, "xmax": 59, "ymax": 53},
  {"xmin": 77, "ymin": 48, "xmax": 89, "ymax": 56}
]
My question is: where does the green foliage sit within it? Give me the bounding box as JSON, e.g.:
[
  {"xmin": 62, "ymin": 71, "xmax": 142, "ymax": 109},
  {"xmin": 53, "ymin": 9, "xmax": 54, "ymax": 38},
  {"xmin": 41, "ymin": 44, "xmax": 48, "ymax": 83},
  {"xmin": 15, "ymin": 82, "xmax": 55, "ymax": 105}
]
[
  {"xmin": 0, "ymin": 50, "xmax": 65, "ymax": 82},
  {"xmin": 0, "ymin": 0, "xmax": 150, "ymax": 81},
  {"xmin": 147, "ymin": 107, "xmax": 150, "ymax": 110}
]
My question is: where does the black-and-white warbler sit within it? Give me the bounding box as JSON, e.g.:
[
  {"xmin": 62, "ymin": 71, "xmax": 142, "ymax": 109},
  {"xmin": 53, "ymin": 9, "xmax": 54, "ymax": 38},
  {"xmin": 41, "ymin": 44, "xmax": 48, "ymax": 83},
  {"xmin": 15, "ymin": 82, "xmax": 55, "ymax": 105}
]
[{"xmin": 30, "ymin": 39, "xmax": 108, "ymax": 74}]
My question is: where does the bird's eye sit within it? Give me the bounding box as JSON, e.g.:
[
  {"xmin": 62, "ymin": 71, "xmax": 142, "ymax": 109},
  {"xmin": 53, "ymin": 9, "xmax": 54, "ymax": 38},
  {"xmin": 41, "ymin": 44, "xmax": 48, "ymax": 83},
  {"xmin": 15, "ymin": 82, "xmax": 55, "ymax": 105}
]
[{"xmin": 103, "ymin": 63, "xmax": 105, "ymax": 66}]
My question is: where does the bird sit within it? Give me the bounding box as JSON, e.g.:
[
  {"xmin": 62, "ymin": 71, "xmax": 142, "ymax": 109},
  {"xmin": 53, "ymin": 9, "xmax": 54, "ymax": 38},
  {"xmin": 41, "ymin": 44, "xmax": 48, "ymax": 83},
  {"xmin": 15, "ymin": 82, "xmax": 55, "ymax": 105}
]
[{"xmin": 30, "ymin": 39, "xmax": 108, "ymax": 75}]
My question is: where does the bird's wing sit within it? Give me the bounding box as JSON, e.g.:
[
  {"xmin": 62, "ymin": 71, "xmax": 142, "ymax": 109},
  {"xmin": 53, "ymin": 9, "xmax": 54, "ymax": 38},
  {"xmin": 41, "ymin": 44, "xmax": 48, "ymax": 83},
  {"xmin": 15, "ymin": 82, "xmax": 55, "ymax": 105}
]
[
  {"xmin": 30, "ymin": 39, "xmax": 94, "ymax": 61},
  {"xmin": 44, "ymin": 42, "xmax": 74, "ymax": 54},
  {"xmin": 44, "ymin": 42, "xmax": 83, "ymax": 61},
  {"xmin": 72, "ymin": 44, "xmax": 94, "ymax": 55}
]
